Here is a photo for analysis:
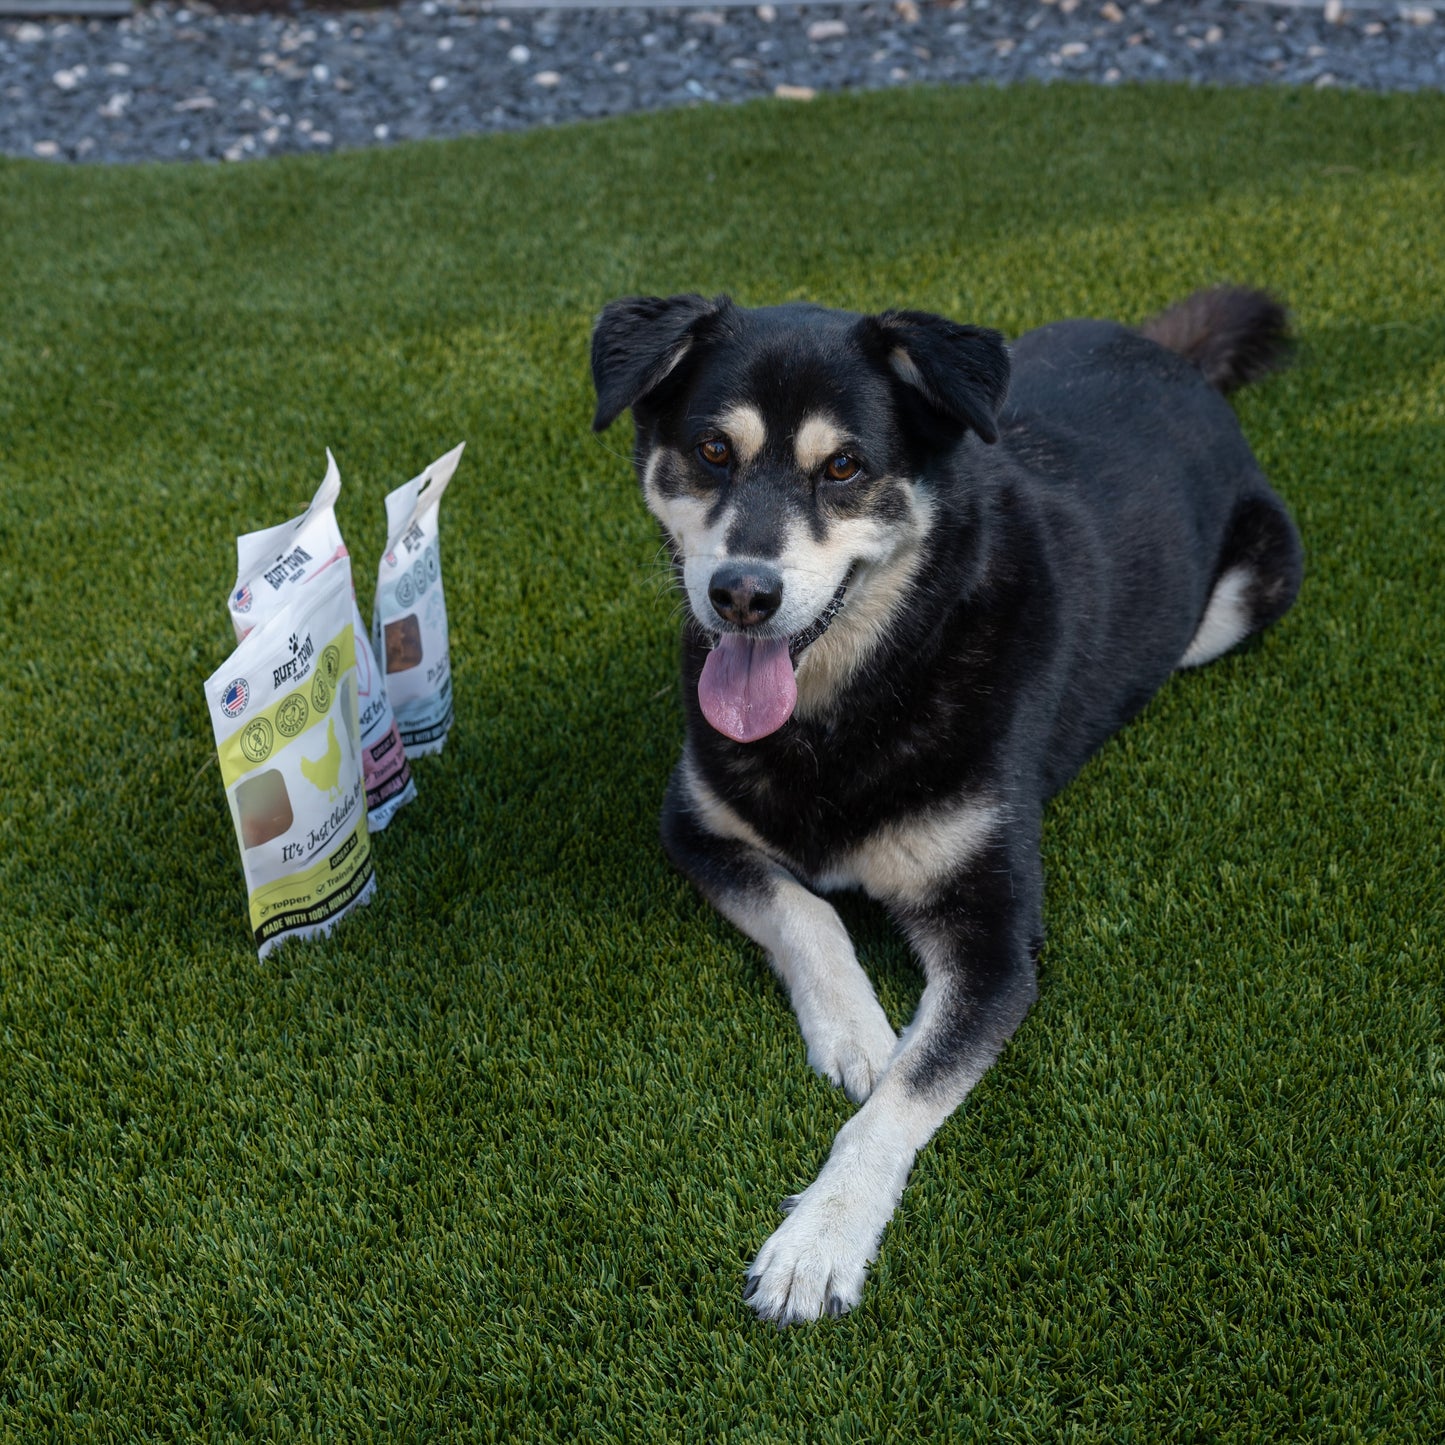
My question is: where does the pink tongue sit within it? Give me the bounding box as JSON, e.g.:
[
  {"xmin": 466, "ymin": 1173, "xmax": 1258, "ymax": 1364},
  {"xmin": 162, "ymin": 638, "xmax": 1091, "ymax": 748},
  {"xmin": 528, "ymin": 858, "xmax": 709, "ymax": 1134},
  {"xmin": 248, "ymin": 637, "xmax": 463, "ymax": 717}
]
[{"xmin": 698, "ymin": 633, "xmax": 798, "ymax": 742}]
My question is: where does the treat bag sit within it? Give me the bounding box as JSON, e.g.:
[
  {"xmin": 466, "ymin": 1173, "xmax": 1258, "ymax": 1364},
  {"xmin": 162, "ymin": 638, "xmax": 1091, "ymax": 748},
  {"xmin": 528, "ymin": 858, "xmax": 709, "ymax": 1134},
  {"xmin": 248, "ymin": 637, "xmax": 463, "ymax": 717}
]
[
  {"xmin": 207, "ymin": 561, "xmax": 376, "ymax": 960},
  {"xmin": 373, "ymin": 442, "xmax": 465, "ymax": 758},
  {"xmin": 229, "ymin": 450, "xmax": 417, "ymax": 831}
]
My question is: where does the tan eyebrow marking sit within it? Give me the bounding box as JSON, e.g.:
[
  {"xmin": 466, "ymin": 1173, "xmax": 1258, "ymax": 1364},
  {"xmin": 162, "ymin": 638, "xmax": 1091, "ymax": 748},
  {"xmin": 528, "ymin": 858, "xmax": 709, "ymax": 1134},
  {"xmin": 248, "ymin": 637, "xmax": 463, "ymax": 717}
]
[
  {"xmin": 794, "ymin": 414, "xmax": 847, "ymax": 472},
  {"xmin": 717, "ymin": 404, "xmax": 767, "ymax": 466}
]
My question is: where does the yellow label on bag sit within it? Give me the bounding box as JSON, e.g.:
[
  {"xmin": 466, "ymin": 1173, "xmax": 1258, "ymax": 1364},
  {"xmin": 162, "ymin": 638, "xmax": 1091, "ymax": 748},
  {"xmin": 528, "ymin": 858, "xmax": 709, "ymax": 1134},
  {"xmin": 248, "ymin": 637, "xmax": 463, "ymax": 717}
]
[
  {"xmin": 217, "ymin": 624, "xmax": 355, "ymax": 786},
  {"xmin": 249, "ymin": 812, "xmax": 373, "ymax": 945}
]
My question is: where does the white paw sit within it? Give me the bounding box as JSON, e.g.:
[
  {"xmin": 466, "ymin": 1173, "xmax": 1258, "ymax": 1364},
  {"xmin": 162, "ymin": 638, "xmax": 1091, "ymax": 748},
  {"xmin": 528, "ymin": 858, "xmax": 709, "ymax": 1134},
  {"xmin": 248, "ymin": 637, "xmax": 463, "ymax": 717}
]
[
  {"xmin": 743, "ymin": 1183, "xmax": 882, "ymax": 1325},
  {"xmin": 801, "ymin": 1000, "xmax": 897, "ymax": 1104}
]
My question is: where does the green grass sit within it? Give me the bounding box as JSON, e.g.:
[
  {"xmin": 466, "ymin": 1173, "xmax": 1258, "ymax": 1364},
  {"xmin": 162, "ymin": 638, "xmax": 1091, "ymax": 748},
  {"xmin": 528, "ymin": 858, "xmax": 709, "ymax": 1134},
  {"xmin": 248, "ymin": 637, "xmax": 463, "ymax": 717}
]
[{"xmin": 1, "ymin": 84, "xmax": 1442, "ymax": 1441}]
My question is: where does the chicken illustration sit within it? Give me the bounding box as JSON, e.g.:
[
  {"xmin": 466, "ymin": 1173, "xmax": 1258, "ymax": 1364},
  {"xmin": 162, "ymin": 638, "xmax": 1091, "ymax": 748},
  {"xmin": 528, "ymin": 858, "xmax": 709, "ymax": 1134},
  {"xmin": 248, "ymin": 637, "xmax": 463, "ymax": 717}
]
[{"xmin": 300, "ymin": 717, "xmax": 343, "ymax": 798}]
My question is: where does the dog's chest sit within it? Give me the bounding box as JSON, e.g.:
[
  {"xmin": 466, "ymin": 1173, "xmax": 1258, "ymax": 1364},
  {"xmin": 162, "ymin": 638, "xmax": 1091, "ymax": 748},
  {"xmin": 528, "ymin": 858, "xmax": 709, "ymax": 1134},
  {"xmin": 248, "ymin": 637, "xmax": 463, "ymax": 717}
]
[{"xmin": 701, "ymin": 733, "xmax": 998, "ymax": 906}]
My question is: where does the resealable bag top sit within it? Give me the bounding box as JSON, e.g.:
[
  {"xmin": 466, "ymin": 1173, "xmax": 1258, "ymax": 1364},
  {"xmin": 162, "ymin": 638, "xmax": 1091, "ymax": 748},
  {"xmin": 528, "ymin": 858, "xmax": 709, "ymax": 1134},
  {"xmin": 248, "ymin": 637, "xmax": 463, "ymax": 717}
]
[
  {"xmin": 373, "ymin": 442, "xmax": 465, "ymax": 758},
  {"xmin": 229, "ymin": 451, "xmax": 417, "ymax": 831},
  {"xmin": 207, "ymin": 560, "xmax": 376, "ymax": 960}
]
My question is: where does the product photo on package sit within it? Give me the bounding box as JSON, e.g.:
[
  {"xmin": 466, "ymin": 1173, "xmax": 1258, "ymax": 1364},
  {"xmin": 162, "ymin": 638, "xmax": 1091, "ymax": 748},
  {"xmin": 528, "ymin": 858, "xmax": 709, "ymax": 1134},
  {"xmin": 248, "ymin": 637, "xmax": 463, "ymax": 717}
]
[
  {"xmin": 374, "ymin": 442, "xmax": 465, "ymax": 758},
  {"xmin": 230, "ymin": 450, "xmax": 417, "ymax": 831},
  {"xmin": 207, "ymin": 561, "xmax": 377, "ymax": 960}
]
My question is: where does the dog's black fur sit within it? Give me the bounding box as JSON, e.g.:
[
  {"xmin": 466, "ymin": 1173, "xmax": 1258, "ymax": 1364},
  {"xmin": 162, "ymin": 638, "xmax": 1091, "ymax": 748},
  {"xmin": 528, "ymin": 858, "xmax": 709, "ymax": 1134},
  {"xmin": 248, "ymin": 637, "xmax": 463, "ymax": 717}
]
[{"xmin": 591, "ymin": 287, "xmax": 1302, "ymax": 1324}]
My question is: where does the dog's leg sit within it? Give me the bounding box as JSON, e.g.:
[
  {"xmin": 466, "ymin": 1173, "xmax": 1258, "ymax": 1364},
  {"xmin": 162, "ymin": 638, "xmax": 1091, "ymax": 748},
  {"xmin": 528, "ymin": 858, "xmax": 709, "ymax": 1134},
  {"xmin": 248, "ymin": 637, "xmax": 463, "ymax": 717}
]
[
  {"xmin": 1179, "ymin": 489, "xmax": 1303, "ymax": 669},
  {"xmin": 663, "ymin": 772, "xmax": 898, "ymax": 1104},
  {"xmin": 744, "ymin": 830, "xmax": 1041, "ymax": 1324}
]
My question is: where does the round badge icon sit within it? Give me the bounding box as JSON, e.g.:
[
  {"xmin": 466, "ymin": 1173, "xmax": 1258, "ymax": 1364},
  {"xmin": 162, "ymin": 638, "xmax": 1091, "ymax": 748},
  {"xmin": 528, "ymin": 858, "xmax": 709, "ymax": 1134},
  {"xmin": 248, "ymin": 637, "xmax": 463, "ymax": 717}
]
[
  {"xmin": 397, "ymin": 573, "xmax": 416, "ymax": 608},
  {"xmin": 275, "ymin": 693, "xmax": 309, "ymax": 739},
  {"xmin": 320, "ymin": 644, "xmax": 341, "ymax": 687},
  {"xmin": 412, "ymin": 558, "xmax": 428, "ymax": 596},
  {"xmin": 311, "ymin": 670, "xmax": 334, "ymax": 714},
  {"xmin": 221, "ymin": 677, "xmax": 250, "ymax": 718},
  {"xmin": 425, "ymin": 549, "xmax": 439, "ymax": 585},
  {"xmin": 240, "ymin": 717, "xmax": 274, "ymax": 765}
]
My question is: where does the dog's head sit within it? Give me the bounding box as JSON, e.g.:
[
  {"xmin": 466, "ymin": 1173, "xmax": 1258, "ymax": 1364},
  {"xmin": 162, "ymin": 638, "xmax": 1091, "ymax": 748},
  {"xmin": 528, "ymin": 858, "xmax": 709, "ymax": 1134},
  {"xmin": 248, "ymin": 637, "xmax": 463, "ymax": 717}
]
[{"xmin": 591, "ymin": 294, "xmax": 1009, "ymax": 742}]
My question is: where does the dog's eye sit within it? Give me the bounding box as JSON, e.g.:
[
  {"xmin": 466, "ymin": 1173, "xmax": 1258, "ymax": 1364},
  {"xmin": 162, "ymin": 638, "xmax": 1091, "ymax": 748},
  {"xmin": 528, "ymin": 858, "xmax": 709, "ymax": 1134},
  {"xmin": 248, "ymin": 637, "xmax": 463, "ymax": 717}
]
[
  {"xmin": 697, "ymin": 438, "xmax": 732, "ymax": 469},
  {"xmin": 825, "ymin": 453, "xmax": 861, "ymax": 483}
]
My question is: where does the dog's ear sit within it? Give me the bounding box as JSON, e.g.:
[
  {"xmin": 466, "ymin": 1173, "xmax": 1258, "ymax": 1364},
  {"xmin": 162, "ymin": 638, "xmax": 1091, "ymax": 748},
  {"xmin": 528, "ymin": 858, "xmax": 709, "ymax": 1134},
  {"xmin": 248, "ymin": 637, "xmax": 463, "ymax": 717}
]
[
  {"xmin": 590, "ymin": 293, "xmax": 729, "ymax": 432},
  {"xmin": 861, "ymin": 310, "xmax": 1010, "ymax": 445}
]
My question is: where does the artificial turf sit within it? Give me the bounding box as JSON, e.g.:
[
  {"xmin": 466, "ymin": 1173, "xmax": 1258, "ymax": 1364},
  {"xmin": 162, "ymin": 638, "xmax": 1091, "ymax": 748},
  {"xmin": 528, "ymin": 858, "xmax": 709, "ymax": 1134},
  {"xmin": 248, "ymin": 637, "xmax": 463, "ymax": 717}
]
[{"xmin": 1, "ymin": 82, "xmax": 1442, "ymax": 1440}]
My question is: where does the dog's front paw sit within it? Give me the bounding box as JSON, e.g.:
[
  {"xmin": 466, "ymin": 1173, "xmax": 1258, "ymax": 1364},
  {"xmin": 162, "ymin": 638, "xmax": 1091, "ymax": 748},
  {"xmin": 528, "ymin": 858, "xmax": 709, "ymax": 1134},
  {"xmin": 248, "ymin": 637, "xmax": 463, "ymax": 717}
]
[
  {"xmin": 803, "ymin": 1003, "xmax": 898, "ymax": 1104},
  {"xmin": 797, "ymin": 994, "xmax": 895, "ymax": 1103},
  {"xmin": 743, "ymin": 1183, "xmax": 882, "ymax": 1325}
]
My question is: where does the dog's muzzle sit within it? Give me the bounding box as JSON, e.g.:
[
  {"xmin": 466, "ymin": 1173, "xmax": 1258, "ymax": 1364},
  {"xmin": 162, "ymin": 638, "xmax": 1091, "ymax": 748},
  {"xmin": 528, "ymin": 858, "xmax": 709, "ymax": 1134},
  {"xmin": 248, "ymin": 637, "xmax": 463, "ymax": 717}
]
[{"xmin": 696, "ymin": 568, "xmax": 856, "ymax": 744}]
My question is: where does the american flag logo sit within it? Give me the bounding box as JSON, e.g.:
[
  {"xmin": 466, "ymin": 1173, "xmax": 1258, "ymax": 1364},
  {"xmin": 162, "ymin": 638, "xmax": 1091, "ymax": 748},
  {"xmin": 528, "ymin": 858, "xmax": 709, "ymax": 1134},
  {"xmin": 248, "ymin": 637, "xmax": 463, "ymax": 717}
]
[
  {"xmin": 221, "ymin": 677, "xmax": 250, "ymax": 718},
  {"xmin": 233, "ymin": 583, "xmax": 253, "ymax": 613}
]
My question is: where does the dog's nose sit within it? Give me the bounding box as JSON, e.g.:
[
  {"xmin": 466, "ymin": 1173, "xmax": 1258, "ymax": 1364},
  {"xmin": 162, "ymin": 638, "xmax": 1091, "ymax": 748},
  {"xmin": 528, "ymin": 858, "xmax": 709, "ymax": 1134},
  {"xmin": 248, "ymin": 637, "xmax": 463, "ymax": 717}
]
[{"xmin": 709, "ymin": 564, "xmax": 783, "ymax": 628}]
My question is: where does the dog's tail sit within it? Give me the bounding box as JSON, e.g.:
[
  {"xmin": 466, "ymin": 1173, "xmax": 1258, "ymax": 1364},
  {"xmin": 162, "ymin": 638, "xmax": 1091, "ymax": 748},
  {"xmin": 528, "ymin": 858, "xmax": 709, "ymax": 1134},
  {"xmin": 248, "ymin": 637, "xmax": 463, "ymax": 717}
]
[{"xmin": 1139, "ymin": 287, "xmax": 1292, "ymax": 395}]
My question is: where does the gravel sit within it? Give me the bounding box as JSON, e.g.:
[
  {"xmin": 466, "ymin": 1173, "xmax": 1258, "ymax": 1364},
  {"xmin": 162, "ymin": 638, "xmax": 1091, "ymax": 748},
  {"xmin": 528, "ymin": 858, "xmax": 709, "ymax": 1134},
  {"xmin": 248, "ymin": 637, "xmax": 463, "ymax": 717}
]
[{"xmin": 2, "ymin": 0, "xmax": 1442, "ymax": 164}]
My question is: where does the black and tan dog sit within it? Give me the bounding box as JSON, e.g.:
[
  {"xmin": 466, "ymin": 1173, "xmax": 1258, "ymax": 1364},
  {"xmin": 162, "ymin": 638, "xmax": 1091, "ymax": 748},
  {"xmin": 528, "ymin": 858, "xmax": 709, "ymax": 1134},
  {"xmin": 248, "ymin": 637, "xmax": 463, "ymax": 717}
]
[{"xmin": 590, "ymin": 288, "xmax": 1302, "ymax": 1324}]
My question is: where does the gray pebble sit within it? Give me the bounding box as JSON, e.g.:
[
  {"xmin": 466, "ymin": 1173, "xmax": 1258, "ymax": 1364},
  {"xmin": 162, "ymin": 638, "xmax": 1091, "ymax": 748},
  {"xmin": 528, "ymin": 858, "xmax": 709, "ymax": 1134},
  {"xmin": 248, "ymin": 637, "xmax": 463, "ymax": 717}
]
[{"xmin": 2, "ymin": 0, "xmax": 1442, "ymax": 164}]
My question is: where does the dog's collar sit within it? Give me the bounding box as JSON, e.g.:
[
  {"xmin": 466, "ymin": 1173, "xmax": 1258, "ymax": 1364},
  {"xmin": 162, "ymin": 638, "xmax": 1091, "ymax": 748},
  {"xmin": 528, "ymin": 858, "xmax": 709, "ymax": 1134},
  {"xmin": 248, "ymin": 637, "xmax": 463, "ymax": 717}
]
[{"xmin": 787, "ymin": 567, "xmax": 855, "ymax": 661}]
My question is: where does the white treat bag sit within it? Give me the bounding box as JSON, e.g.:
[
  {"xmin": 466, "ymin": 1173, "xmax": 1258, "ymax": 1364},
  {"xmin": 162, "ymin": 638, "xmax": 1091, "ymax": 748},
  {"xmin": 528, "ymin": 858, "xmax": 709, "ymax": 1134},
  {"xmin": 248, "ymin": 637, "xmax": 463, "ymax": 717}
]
[
  {"xmin": 207, "ymin": 560, "xmax": 376, "ymax": 960},
  {"xmin": 373, "ymin": 442, "xmax": 465, "ymax": 758},
  {"xmin": 229, "ymin": 450, "xmax": 417, "ymax": 831}
]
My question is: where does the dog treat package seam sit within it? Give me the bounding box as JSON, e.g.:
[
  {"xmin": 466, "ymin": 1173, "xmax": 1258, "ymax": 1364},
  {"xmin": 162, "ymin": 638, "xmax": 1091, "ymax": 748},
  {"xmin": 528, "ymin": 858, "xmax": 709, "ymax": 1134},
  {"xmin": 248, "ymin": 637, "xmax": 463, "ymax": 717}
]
[
  {"xmin": 373, "ymin": 442, "xmax": 465, "ymax": 758},
  {"xmin": 207, "ymin": 561, "xmax": 376, "ymax": 960},
  {"xmin": 229, "ymin": 450, "xmax": 417, "ymax": 831}
]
